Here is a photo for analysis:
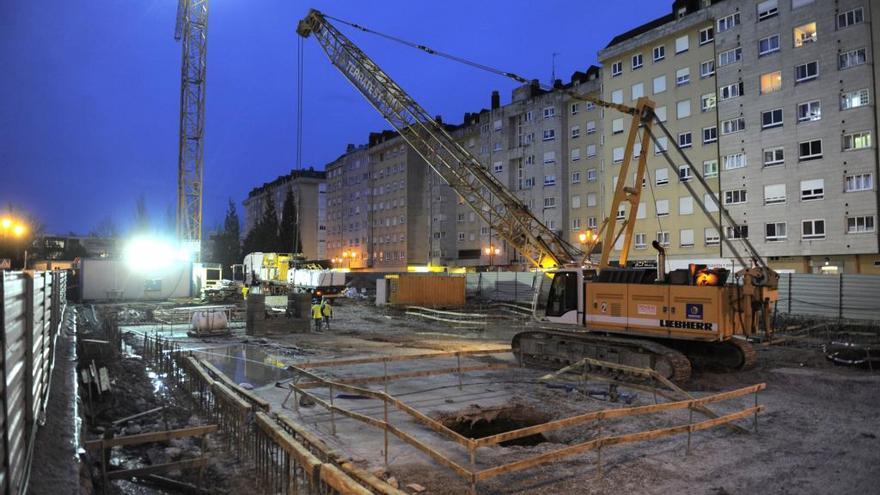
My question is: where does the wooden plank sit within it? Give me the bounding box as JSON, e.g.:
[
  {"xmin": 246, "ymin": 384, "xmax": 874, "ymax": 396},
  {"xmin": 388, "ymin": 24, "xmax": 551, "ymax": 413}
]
[
  {"xmin": 295, "ymin": 363, "xmax": 512, "ymax": 389},
  {"xmin": 476, "ymin": 438, "xmax": 601, "ymax": 480},
  {"xmin": 200, "ymin": 359, "xmax": 270, "ymax": 410},
  {"xmin": 254, "ymin": 412, "xmax": 322, "ymax": 473},
  {"xmin": 473, "ymin": 384, "xmax": 765, "ymax": 447},
  {"xmin": 319, "ymin": 464, "xmax": 374, "ymax": 495},
  {"xmin": 84, "ymin": 425, "xmax": 218, "ymax": 450},
  {"xmin": 105, "ymin": 457, "xmax": 209, "ymax": 480},
  {"xmin": 184, "ymin": 356, "xmax": 215, "ymax": 387},
  {"xmin": 651, "ymin": 371, "xmax": 755, "ymax": 434},
  {"xmin": 297, "ymin": 348, "xmax": 510, "ymax": 369},
  {"xmin": 212, "ymin": 382, "xmax": 252, "ymax": 411},
  {"xmin": 384, "ymin": 424, "xmax": 473, "ymax": 480},
  {"xmin": 339, "ymin": 462, "xmax": 409, "ymax": 495}
]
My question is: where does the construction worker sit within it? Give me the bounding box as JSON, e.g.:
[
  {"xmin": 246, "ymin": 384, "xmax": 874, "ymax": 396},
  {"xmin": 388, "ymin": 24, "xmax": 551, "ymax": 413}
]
[
  {"xmin": 310, "ymin": 299, "xmax": 323, "ymax": 332},
  {"xmin": 320, "ymin": 298, "xmax": 333, "ymax": 330}
]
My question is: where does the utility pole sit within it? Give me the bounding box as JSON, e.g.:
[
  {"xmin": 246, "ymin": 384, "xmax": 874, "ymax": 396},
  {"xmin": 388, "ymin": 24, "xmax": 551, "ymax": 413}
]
[{"xmin": 175, "ymin": 0, "xmax": 208, "ymax": 260}]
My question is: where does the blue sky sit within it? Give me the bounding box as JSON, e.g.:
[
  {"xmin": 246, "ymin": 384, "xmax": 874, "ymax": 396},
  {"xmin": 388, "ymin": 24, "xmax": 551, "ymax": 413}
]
[{"xmin": 0, "ymin": 0, "xmax": 670, "ymax": 235}]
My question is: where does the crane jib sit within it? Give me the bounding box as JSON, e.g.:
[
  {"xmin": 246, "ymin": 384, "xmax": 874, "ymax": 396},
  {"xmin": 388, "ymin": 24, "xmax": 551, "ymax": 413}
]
[{"xmin": 339, "ymin": 55, "xmax": 405, "ymax": 117}]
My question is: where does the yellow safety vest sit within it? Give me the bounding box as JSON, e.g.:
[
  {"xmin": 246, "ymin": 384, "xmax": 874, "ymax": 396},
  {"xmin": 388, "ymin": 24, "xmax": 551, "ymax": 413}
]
[{"xmin": 311, "ymin": 305, "xmax": 323, "ymax": 319}]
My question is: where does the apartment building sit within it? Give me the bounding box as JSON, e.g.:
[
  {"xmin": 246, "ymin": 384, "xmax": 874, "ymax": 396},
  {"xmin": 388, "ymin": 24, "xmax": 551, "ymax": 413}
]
[
  {"xmin": 713, "ymin": 0, "xmax": 880, "ymax": 273},
  {"xmin": 599, "ymin": 1, "xmax": 723, "ymax": 267},
  {"xmin": 242, "ymin": 168, "xmax": 327, "ymax": 260},
  {"xmin": 325, "ymin": 144, "xmax": 370, "ymax": 268},
  {"xmin": 565, "ymin": 67, "xmax": 605, "ymax": 248}
]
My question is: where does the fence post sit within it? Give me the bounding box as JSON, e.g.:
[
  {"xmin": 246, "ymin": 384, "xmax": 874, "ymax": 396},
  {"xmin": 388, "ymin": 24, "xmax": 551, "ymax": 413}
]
[
  {"xmin": 838, "ymin": 275, "xmax": 844, "ymax": 321},
  {"xmin": 787, "ymin": 273, "xmax": 792, "ymax": 314}
]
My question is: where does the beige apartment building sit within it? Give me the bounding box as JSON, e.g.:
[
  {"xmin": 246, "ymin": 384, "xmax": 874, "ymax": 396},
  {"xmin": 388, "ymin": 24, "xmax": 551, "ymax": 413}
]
[
  {"xmin": 242, "ymin": 168, "xmax": 327, "ymax": 260},
  {"xmin": 599, "ymin": 2, "xmax": 723, "ymax": 268}
]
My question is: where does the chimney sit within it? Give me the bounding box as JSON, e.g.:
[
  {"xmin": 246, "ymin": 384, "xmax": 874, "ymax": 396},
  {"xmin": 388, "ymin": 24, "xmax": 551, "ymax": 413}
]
[
  {"xmin": 491, "ymin": 90, "xmax": 500, "ymax": 110},
  {"xmin": 529, "ymin": 79, "xmax": 540, "ymax": 97},
  {"xmin": 553, "ymin": 78, "xmax": 563, "ymax": 89},
  {"xmin": 346, "ymin": 143, "xmax": 355, "ymax": 152}
]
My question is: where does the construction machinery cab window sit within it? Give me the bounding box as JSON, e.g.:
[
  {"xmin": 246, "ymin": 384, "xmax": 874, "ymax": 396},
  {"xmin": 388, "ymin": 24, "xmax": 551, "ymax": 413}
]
[{"xmin": 546, "ymin": 271, "xmax": 579, "ymax": 317}]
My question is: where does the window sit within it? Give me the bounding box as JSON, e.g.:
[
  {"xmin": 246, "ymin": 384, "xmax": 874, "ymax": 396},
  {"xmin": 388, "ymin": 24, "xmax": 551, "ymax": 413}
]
[
  {"xmin": 763, "ymin": 147, "xmax": 784, "ymax": 166},
  {"xmin": 587, "ymin": 193, "xmax": 597, "ymax": 207},
  {"xmin": 657, "ymin": 231, "xmax": 670, "ymax": 247},
  {"xmin": 837, "ymin": 8, "xmax": 864, "ymax": 29},
  {"xmin": 802, "ymin": 219, "xmax": 825, "ymax": 240},
  {"xmin": 795, "ymin": 100, "xmax": 821, "ymax": 123},
  {"xmin": 523, "ymin": 177, "xmax": 535, "ymax": 188},
  {"xmin": 493, "ymin": 161, "xmax": 503, "ymax": 173},
  {"xmin": 765, "ymin": 222, "xmax": 787, "ymax": 241},
  {"xmin": 702, "ymin": 126, "xmax": 717, "ymax": 144},
  {"xmin": 724, "ymin": 189, "xmax": 746, "ymax": 205},
  {"xmin": 571, "ymin": 195, "xmax": 581, "ymax": 208},
  {"xmin": 587, "ymin": 169, "xmax": 597, "ymax": 182},
  {"xmin": 611, "ymin": 61, "xmax": 622, "ymax": 77},
  {"xmin": 656, "ymin": 199, "xmax": 669, "ymax": 216},
  {"xmin": 705, "ymin": 228, "xmax": 720, "ymax": 245},
  {"xmin": 800, "ymin": 179, "xmax": 824, "ymax": 201},
  {"xmin": 586, "ymin": 102, "xmax": 595, "ymax": 111},
  {"xmin": 647, "ymin": 170, "xmax": 667, "ymax": 189},
  {"xmin": 841, "ymin": 89, "xmax": 870, "ymax": 110},
  {"xmin": 701, "ymin": 93, "xmax": 716, "ymax": 112},
  {"xmin": 724, "ymin": 152, "xmax": 746, "ymax": 170},
  {"xmin": 493, "ymin": 142, "xmax": 503, "ymax": 151},
  {"xmin": 493, "ymin": 119, "xmax": 503, "ymax": 131},
  {"xmin": 722, "ymin": 117, "xmax": 745, "ymax": 135},
  {"xmin": 457, "ymin": 232, "xmax": 465, "ymax": 241},
  {"xmin": 845, "ymin": 173, "xmax": 873, "ymax": 192},
  {"xmin": 759, "ymin": 71, "xmax": 782, "ymax": 94},
  {"xmin": 794, "ymin": 22, "xmax": 817, "ymax": 47},
  {"xmin": 571, "ymin": 125, "xmax": 581, "ymax": 138},
  {"xmin": 679, "ymin": 196, "xmax": 694, "ymax": 215},
  {"xmin": 847, "ymin": 216, "xmax": 875, "ymax": 233},
  {"xmin": 543, "ymin": 197, "xmax": 556, "ymax": 208},
  {"xmin": 839, "ymin": 48, "xmax": 867, "ymax": 70},
  {"xmin": 675, "ymin": 35, "xmax": 689, "ymax": 54},
  {"xmin": 677, "ymin": 99, "xmax": 691, "ymax": 119},
  {"xmin": 843, "ymin": 131, "xmax": 872, "ymax": 151},
  {"xmin": 720, "ymin": 81, "xmax": 744, "ymax": 100},
  {"xmin": 571, "ymin": 171, "xmax": 581, "ymax": 184},
  {"xmin": 631, "ymin": 82, "xmax": 644, "ymax": 100},
  {"xmin": 654, "ymin": 136, "xmax": 668, "ymax": 154},
  {"xmin": 791, "ymin": 0, "xmax": 814, "ymax": 9},
  {"xmin": 586, "ymin": 121, "xmax": 596, "ymax": 134},
  {"xmin": 699, "ymin": 26, "xmax": 714, "ymax": 45},
  {"xmin": 616, "ymin": 205, "xmax": 626, "ymax": 219},
  {"xmin": 762, "ymin": 108, "xmax": 783, "ymax": 129},
  {"xmin": 757, "ymin": 0, "xmax": 778, "ymax": 20},
  {"xmin": 703, "ymin": 160, "xmax": 718, "ymax": 177},
  {"xmin": 571, "ymin": 218, "xmax": 581, "ymax": 230},
  {"xmin": 795, "ymin": 61, "xmax": 818, "ymax": 83},
  {"xmin": 680, "ymin": 229, "xmax": 695, "ymax": 247},
  {"xmin": 588, "ymin": 217, "xmax": 597, "ymax": 228},
  {"xmin": 727, "ymin": 225, "xmax": 749, "ymax": 239},
  {"xmin": 679, "ymin": 165, "xmax": 692, "ymax": 182},
  {"xmin": 570, "ymin": 103, "xmax": 580, "ymax": 115},
  {"xmin": 632, "ymin": 53, "xmax": 643, "ymax": 70},
  {"xmin": 586, "ymin": 144, "xmax": 597, "ymax": 158},
  {"xmin": 571, "ymin": 148, "xmax": 581, "ymax": 161},
  {"xmin": 705, "ymin": 193, "xmax": 719, "ymax": 212},
  {"xmin": 678, "ymin": 132, "xmax": 693, "ymax": 148},
  {"xmin": 635, "ymin": 233, "xmax": 647, "ymax": 249},
  {"xmin": 543, "ymin": 151, "xmax": 556, "ymax": 164},
  {"xmin": 542, "ymin": 129, "xmax": 556, "ymax": 141},
  {"xmin": 655, "ymin": 106, "xmax": 667, "ymax": 122},
  {"xmin": 759, "ymin": 34, "xmax": 780, "ymax": 56},
  {"xmin": 637, "ymin": 203, "xmax": 646, "ymax": 219},
  {"xmin": 699, "ymin": 60, "xmax": 715, "ymax": 79},
  {"xmin": 719, "ymin": 47, "xmax": 742, "ymax": 66},
  {"xmin": 611, "ymin": 89, "xmax": 623, "ymax": 104},
  {"xmin": 543, "ymin": 106, "xmax": 556, "ymax": 119},
  {"xmin": 653, "ymin": 75, "xmax": 667, "ymax": 94},
  {"xmin": 612, "ymin": 147, "xmax": 624, "ymax": 163},
  {"xmin": 799, "ymin": 139, "xmax": 822, "ymax": 160},
  {"xmin": 653, "ymin": 45, "xmax": 665, "ymax": 62},
  {"xmin": 676, "ymin": 67, "xmax": 690, "ymax": 86},
  {"xmin": 717, "ymin": 13, "xmax": 740, "ymax": 33},
  {"xmin": 764, "ymin": 184, "xmax": 786, "ymax": 205}
]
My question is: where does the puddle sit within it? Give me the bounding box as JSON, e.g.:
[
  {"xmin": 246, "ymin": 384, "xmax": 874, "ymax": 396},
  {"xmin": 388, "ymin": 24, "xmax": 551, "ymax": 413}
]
[
  {"xmin": 191, "ymin": 344, "xmax": 294, "ymax": 388},
  {"xmin": 438, "ymin": 405, "xmax": 550, "ymax": 447}
]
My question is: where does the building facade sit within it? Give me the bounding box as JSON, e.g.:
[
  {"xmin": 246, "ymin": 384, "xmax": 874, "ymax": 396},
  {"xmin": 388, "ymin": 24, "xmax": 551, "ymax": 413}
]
[{"xmin": 242, "ymin": 168, "xmax": 327, "ymax": 260}]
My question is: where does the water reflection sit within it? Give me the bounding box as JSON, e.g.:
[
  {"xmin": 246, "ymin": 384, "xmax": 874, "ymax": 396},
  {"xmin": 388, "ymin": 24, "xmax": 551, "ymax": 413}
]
[{"xmin": 192, "ymin": 344, "xmax": 294, "ymax": 388}]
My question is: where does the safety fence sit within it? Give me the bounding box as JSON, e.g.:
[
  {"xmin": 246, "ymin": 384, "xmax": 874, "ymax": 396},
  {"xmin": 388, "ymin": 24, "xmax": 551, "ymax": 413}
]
[
  {"xmin": 138, "ymin": 332, "xmax": 397, "ymax": 494},
  {"xmin": 0, "ymin": 270, "xmax": 68, "ymax": 495},
  {"xmin": 776, "ymin": 273, "xmax": 880, "ymax": 322},
  {"xmin": 286, "ymin": 352, "xmax": 764, "ymax": 495},
  {"xmin": 466, "ymin": 272, "xmax": 540, "ymax": 303}
]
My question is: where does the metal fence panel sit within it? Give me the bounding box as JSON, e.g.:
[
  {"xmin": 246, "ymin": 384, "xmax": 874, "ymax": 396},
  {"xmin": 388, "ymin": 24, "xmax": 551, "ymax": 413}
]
[
  {"xmin": 775, "ymin": 273, "xmax": 880, "ymax": 322},
  {"xmin": 465, "ymin": 272, "xmax": 538, "ymax": 303},
  {"xmin": 840, "ymin": 275, "xmax": 880, "ymax": 321},
  {"xmin": 2, "ymin": 273, "xmax": 28, "ymax": 494}
]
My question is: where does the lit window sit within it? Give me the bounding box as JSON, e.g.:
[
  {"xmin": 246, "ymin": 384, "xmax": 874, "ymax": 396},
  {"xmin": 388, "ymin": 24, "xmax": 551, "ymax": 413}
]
[
  {"xmin": 841, "ymin": 89, "xmax": 870, "ymax": 110},
  {"xmin": 765, "ymin": 222, "xmax": 787, "ymax": 241},
  {"xmin": 794, "ymin": 22, "xmax": 817, "ymax": 47},
  {"xmin": 843, "ymin": 131, "xmax": 872, "ymax": 151},
  {"xmin": 653, "ymin": 45, "xmax": 665, "ymax": 62},
  {"xmin": 800, "ymin": 179, "xmax": 824, "ymax": 201},
  {"xmin": 801, "ymin": 219, "xmax": 825, "ymax": 240},
  {"xmin": 847, "ymin": 216, "xmax": 875, "ymax": 233},
  {"xmin": 763, "ymin": 147, "xmax": 784, "ymax": 167},
  {"xmin": 760, "ymin": 71, "xmax": 782, "ymax": 94},
  {"xmin": 797, "ymin": 100, "xmax": 821, "ymax": 122}
]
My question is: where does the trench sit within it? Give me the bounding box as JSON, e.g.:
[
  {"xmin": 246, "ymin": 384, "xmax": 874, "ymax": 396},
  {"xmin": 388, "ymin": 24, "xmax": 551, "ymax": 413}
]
[{"xmin": 438, "ymin": 406, "xmax": 550, "ymax": 447}]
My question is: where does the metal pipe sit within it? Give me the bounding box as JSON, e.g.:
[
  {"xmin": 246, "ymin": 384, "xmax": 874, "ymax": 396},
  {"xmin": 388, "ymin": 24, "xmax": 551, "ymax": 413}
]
[{"xmin": 652, "ymin": 240, "xmax": 666, "ymax": 282}]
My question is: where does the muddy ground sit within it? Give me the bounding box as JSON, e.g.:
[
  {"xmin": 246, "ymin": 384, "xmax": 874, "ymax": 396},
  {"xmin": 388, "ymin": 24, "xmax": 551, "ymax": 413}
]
[{"xmin": 58, "ymin": 299, "xmax": 880, "ymax": 495}]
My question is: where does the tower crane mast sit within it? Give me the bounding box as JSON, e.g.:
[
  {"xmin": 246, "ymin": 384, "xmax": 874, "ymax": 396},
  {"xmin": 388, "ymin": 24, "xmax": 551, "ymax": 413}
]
[{"xmin": 175, "ymin": 0, "xmax": 208, "ymax": 259}]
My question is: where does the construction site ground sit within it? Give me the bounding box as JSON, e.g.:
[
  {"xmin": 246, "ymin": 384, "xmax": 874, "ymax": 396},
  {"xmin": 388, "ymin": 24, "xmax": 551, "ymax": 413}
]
[{"xmin": 116, "ymin": 299, "xmax": 880, "ymax": 494}]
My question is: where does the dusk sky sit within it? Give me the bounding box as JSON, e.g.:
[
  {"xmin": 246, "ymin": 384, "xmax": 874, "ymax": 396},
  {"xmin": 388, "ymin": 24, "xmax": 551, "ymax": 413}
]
[{"xmin": 0, "ymin": 1, "xmax": 670, "ymax": 236}]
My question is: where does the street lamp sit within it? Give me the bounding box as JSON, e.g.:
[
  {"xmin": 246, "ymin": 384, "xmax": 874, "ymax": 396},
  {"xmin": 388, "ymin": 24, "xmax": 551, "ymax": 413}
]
[
  {"xmin": 341, "ymin": 250, "xmax": 353, "ymax": 269},
  {"xmin": 484, "ymin": 244, "xmax": 501, "ymax": 268},
  {"xmin": 1, "ymin": 216, "xmax": 30, "ymax": 269}
]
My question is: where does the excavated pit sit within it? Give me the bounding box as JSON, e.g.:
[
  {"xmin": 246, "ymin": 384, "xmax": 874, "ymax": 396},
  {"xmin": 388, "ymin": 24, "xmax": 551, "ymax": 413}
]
[{"xmin": 437, "ymin": 405, "xmax": 551, "ymax": 447}]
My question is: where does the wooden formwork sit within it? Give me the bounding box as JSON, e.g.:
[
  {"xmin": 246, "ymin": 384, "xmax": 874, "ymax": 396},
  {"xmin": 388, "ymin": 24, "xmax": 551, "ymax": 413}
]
[{"xmin": 285, "ymin": 353, "xmax": 766, "ymax": 495}]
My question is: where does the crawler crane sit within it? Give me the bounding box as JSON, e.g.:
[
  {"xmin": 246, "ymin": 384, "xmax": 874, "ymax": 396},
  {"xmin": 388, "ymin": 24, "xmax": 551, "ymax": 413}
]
[{"xmin": 297, "ymin": 9, "xmax": 778, "ymax": 381}]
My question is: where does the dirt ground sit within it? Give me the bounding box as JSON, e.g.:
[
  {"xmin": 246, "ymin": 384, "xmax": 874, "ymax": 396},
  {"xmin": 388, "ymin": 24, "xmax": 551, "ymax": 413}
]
[{"xmin": 91, "ymin": 298, "xmax": 880, "ymax": 494}]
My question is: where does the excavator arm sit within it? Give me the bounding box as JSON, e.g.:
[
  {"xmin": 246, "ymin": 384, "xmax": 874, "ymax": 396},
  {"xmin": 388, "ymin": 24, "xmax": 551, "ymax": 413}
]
[{"xmin": 297, "ymin": 9, "xmax": 580, "ymax": 268}]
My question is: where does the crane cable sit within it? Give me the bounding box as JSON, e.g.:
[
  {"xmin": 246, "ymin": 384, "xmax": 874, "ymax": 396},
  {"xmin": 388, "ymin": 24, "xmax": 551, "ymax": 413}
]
[{"xmin": 293, "ymin": 34, "xmax": 304, "ymax": 254}]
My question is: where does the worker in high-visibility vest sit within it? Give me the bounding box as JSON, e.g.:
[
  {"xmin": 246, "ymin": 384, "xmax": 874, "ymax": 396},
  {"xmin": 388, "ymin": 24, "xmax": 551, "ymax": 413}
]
[
  {"xmin": 310, "ymin": 299, "xmax": 324, "ymax": 332},
  {"xmin": 320, "ymin": 298, "xmax": 333, "ymax": 330}
]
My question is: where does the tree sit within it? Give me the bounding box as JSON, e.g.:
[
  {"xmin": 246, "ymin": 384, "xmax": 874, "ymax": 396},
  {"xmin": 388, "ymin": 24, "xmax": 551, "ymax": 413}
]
[
  {"xmin": 258, "ymin": 194, "xmax": 281, "ymax": 252},
  {"xmin": 209, "ymin": 200, "xmax": 242, "ymax": 278},
  {"xmin": 279, "ymin": 187, "xmax": 302, "ymax": 254},
  {"xmin": 133, "ymin": 195, "xmax": 150, "ymax": 233},
  {"xmin": 90, "ymin": 217, "xmax": 118, "ymax": 238}
]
